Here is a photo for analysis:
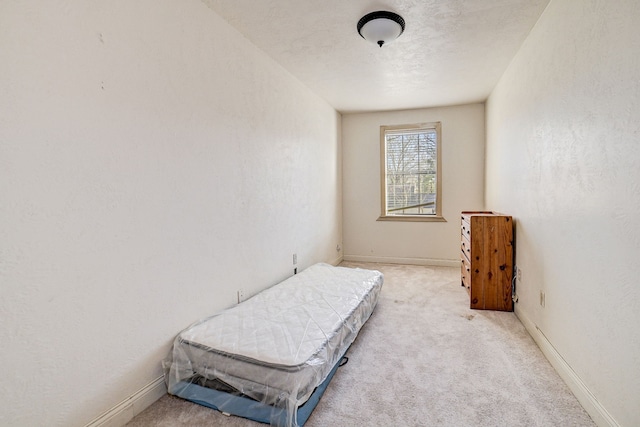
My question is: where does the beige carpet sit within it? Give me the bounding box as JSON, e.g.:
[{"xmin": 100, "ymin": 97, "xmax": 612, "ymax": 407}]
[{"xmin": 127, "ymin": 262, "xmax": 595, "ymax": 427}]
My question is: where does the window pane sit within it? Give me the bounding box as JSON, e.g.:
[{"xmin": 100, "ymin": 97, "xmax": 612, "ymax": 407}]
[{"xmin": 384, "ymin": 126, "xmax": 439, "ymax": 216}]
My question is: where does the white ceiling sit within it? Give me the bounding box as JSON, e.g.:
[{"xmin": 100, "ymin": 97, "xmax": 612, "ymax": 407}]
[{"xmin": 202, "ymin": 0, "xmax": 550, "ymax": 113}]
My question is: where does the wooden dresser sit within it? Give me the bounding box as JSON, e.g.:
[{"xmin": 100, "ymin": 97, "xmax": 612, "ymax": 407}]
[{"xmin": 461, "ymin": 211, "xmax": 514, "ymax": 311}]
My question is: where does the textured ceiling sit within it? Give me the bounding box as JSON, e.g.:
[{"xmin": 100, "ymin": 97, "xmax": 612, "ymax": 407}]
[{"xmin": 202, "ymin": 0, "xmax": 550, "ymax": 113}]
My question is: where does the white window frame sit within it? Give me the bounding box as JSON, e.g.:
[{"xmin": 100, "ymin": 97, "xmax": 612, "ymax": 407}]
[{"xmin": 378, "ymin": 122, "xmax": 445, "ymax": 222}]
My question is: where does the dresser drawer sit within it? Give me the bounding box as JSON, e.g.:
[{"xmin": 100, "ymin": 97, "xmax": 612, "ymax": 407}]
[
  {"xmin": 461, "ymin": 257, "xmax": 471, "ymax": 290},
  {"xmin": 461, "ymin": 218, "xmax": 471, "ymax": 239},
  {"xmin": 461, "ymin": 235, "xmax": 471, "ymax": 260}
]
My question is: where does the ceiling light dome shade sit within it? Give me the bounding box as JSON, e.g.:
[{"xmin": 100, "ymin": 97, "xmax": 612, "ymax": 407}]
[{"xmin": 357, "ymin": 11, "xmax": 405, "ymax": 47}]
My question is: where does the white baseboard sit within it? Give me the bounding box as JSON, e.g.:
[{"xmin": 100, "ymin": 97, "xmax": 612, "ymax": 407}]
[
  {"xmin": 515, "ymin": 309, "xmax": 619, "ymax": 427},
  {"xmin": 329, "ymin": 254, "xmax": 344, "ymax": 266},
  {"xmin": 84, "ymin": 376, "xmax": 166, "ymax": 427},
  {"xmin": 343, "ymin": 254, "xmax": 460, "ymax": 268}
]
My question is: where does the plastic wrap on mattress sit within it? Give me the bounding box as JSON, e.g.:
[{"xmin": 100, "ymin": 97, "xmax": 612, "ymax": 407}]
[{"xmin": 163, "ymin": 263, "xmax": 383, "ymax": 427}]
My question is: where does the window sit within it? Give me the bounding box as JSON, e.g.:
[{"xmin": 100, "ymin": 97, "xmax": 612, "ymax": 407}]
[{"xmin": 379, "ymin": 122, "xmax": 444, "ymax": 222}]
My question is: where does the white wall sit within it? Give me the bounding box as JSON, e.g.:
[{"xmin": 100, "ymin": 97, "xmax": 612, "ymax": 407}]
[
  {"xmin": 342, "ymin": 104, "xmax": 485, "ymax": 265},
  {"xmin": 486, "ymin": 1, "xmax": 640, "ymax": 425},
  {"xmin": 0, "ymin": 1, "xmax": 342, "ymax": 426}
]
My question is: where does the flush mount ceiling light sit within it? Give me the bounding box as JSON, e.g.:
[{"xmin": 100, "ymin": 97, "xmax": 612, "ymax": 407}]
[{"xmin": 357, "ymin": 11, "xmax": 405, "ymax": 47}]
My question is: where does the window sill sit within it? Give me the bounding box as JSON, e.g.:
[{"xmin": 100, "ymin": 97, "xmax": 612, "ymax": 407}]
[{"xmin": 377, "ymin": 215, "xmax": 447, "ymax": 223}]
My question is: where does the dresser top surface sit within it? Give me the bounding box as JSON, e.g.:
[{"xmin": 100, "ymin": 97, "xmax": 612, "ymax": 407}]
[{"xmin": 461, "ymin": 211, "xmax": 510, "ymax": 217}]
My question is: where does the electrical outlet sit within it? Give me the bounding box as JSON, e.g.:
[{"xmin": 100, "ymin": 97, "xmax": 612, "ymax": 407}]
[
  {"xmin": 293, "ymin": 253, "xmax": 297, "ymax": 265},
  {"xmin": 336, "ymin": 244, "xmax": 341, "ymax": 252},
  {"xmin": 238, "ymin": 289, "xmax": 246, "ymax": 304},
  {"xmin": 540, "ymin": 291, "xmax": 545, "ymax": 307},
  {"xmin": 517, "ymin": 267, "xmax": 522, "ymax": 281}
]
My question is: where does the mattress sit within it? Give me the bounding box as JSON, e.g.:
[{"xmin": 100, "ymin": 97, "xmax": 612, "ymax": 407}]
[{"xmin": 163, "ymin": 263, "xmax": 383, "ymax": 426}]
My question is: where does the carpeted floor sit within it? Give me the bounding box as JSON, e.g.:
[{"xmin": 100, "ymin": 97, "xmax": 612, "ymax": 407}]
[{"xmin": 127, "ymin": 262, "xmax": 595, "ymax": 427}]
